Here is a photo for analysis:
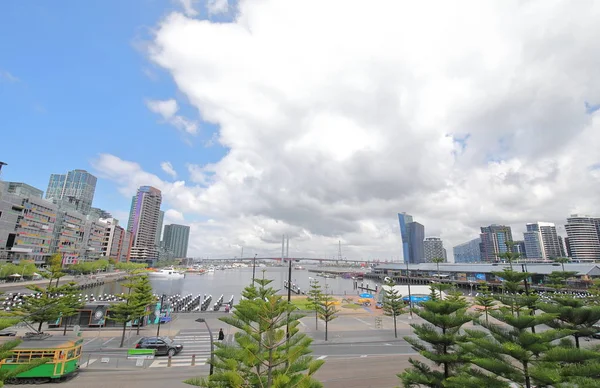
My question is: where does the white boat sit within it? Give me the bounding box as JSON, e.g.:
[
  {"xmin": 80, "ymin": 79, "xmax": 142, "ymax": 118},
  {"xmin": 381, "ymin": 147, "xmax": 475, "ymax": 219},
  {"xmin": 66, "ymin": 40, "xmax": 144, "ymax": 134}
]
[{"xmin": 148, "ymin": 268, "xmax": 185, "ymax": 279}]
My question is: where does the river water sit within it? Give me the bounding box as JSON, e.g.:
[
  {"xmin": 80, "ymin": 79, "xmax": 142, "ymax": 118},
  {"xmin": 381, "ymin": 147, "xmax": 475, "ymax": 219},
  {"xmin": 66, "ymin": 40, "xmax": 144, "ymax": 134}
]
[{"xmin": 85, "ymin": 266, "xmax": 376, "ymax": 300}]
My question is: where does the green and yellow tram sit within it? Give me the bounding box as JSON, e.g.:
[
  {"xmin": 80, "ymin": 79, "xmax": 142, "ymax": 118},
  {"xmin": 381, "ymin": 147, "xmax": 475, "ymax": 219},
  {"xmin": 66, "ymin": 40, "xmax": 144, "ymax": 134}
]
[{"xmin": 0, "ymin": 334, "xmax": 82, "ymax": 384}]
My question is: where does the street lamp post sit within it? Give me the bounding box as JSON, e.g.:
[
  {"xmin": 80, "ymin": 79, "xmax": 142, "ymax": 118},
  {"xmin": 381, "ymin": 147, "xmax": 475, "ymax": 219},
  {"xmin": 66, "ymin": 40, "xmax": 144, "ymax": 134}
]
[
  {"xmin": 252, "ymin": 254, "xmax": 257, "ymax": 284},
  {"xmin": 156, "ymin": 294, "xmax": 166, "ymax": 337},
  {"xmin": 195, "ymin": 318, "xmax": 215, "ymax": 376}
]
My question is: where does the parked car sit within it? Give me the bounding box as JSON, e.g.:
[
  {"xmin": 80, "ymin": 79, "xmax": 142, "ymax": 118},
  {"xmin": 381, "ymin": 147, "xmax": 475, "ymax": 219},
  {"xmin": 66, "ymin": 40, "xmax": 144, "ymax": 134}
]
[
  {"xmin": 0, "ymin": 330, "xmax": 17, "ymax": 336},
  {"xmin": 134, "ymin": 336, "xmax": 183, "ymax": 356}
]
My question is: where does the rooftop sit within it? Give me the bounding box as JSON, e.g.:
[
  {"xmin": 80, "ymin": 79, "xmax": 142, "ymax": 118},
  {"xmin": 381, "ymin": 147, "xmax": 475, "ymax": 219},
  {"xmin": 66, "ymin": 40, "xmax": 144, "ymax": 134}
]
[{"xmin": 375, "ymin": 262, "xmax": 600, "ymax": 276}]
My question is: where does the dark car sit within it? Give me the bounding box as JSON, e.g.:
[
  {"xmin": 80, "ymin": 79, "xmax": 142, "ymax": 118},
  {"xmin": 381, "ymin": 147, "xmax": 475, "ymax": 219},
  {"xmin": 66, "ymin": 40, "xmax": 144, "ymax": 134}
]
[{"xmin": 135, "ymin": 336, "xmax": 183, "ymax": 356}]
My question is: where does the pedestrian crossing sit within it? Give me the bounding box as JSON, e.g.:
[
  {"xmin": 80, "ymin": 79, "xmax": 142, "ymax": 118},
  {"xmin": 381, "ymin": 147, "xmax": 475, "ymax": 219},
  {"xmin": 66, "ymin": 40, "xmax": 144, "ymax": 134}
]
[{"xmin": 149, "ymin": 328, "xmax": 212, "ymax": 368}]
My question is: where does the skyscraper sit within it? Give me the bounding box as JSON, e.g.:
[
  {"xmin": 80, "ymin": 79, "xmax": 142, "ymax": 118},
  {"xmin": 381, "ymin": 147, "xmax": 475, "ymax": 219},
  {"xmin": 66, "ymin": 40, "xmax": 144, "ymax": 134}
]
[
  {"xmin": 398, "ymin": 213, "xmax": 425, "ymax": 263},
  {"xmin": 46, "ymin": 169, "xmax": 97, "ymax": 215},
  {"xmin": 564, "ymin": 215, "xmax": 600, "ymax": 260},
  {"xmin": 398, "ymin": 213, "xmax": 413, "ymax": 262},
  {"xmin": 524, "ymin": 222, "xmax": 562, "ymax": 260},
  {"xmin": 453, "ymin": 238, "xmax": 481, "ymax": 263},
  {"xmin": 163, "ymin": 224, "xmax": 190, "ymax": 258},
  {"xmin": 479, "ymin": 224, "xmax": 513, "ymax": 262},
  {"xmin": 156, "ymin": 210, "xmax": 164, "ymax": 246},
  {"xmin": 424, "ymin": 237, "xmax": 446, "ymax": 262},
  {"xmin": 127, "ymin": 186, "xmax": 162, "ymax": 263}
]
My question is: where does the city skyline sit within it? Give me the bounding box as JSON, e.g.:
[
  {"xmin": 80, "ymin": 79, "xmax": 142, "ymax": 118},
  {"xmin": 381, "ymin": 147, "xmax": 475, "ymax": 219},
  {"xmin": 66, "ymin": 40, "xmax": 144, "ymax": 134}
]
[{"xmin": 2, "ymin": 1, "xmax": 600, "ymax": 259}]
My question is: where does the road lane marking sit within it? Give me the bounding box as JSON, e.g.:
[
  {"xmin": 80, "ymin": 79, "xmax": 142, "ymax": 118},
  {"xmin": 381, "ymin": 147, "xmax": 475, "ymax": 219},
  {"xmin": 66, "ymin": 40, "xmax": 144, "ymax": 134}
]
[
  {"xmin": 354, "ymin": 318, "xmax": 372, "ymax": 326},
  {"xmin": 101, "ymin": 337, "xmax": 114, "ymax": 346},
  {"xmin": 83, "ymin": 338, "xmax": 99, "ymax": 346},
  {"xmin": 80, "ymin": 359, "xmax": 97, "ymax": 368},
  {"xmin": 317, "ymin": 355, "xmax": 327, "ymax": 360}
]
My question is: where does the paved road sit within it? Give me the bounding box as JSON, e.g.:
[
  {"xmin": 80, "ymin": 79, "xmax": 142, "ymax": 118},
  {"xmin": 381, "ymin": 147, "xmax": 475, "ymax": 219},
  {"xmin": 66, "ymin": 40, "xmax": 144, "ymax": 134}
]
[{"xmin": 15, "ymin": 354, "xmax": 415, "ymax": 388}]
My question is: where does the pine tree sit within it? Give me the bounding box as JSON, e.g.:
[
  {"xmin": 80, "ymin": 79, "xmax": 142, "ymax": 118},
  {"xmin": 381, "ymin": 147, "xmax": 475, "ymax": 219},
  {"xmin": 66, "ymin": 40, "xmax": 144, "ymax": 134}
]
[
  {"xmin": 108, "ymin": 276, "xmax": 147, "ymax": 347},
  {"xmin": 319, "ymin": 286, "xmax": 338, "ymax": 341},
  {"xmin": 474, "ymin": 284, "xmax": 496, "ymax": 325},
  {"xmin": 306, "ymin": 279, "xmax": 323, "ymax": 330},
  {"xmin": 184, "ymin": 277, "xmax": 324, "ymax": 388},
  {"xmin": 130, "ymin": 275, "xmax": 155, "ymax": 335},
  {"xmin": 459, "ymin": 268, "xmax": 572, "ymax": 388},
  {"xmin": 382, "ymin": 279, "xmax": 404, "ymax": 339},
  {"xmin": 537, "ymin": 294, "xmax": 600, "ymax": 348},
  {"xmin": 19, "ymin": 285, "xmax": 63, "ymax": 332},
  {"xmin": 398, "ymin": 285, "xmax": 477, "ymax": 387},
  {"xmin": 55, "ymin": 282, "xmax": 84, "ymax": 336}
]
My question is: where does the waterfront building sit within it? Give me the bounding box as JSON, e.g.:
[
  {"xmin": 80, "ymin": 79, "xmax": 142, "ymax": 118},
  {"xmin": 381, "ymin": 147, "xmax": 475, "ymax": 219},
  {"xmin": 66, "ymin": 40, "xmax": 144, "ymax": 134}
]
[
  {"xmin": 6, "ymin": 182, "xmax": 43, "ymax": 198},
  {"xmin": 453, "ymin": 238, "xmax": 481, "ymax": 263},
  {"xmin": 513, "ymin": 240, "xmax": 527, "ymax": 258},
  {"xmin": 82, "ymin": 217, "xmax": 106, "ymax": 261},
  {"xmin": 162, "ymin": 224, "xmax": 190, "ymax": 259},
  {"xmin": 156, "ymin": 210, "xmax": 164, "ymax": 246},
  {"xmin": 564, "ymin": 215, "xmax": 600, "ymax": 261},
  {"xmin": 480, "ymin": 224, "xmax": 513, "ymax": 262},
  {"xmin": 524, "ymin": 222, "xmax": 563, "ymax": 260},
  {"xmin": 423, "ymin": 237, "xmax": 446, "ymax": 262},
  {"xmin": 100, "ymin": 218, "xmax": 131, "ymax": 263},
  {"xmin": 0, "ymin": 186, "xmax": 57, "ymax": 264},
  {"xmin": 127, "ymin": 186, "xmax": 162, "ymax": 264},
  {"xmin": 558, "ymin": 236, "xmax": 567, "ymax": 257},
  {"xmin": 397, "ymin": 213, "xmax": 425, "ymax": 263},
  {"xmin": 45, "ymin": 169, "xmax": 97, "ymax": 215},
  {"xmin": 90, "ymin": 207, "xmax": 112, "ymax": 219},
  {"xmin": 52, "ymin": 208, "xmax": 86, "ymax": 265}
]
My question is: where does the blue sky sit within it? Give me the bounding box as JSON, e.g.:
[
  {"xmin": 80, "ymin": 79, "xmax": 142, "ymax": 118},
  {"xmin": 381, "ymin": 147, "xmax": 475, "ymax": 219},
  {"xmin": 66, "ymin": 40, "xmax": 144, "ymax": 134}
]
[{"xmin": 0, "ymin": 1, "xmax": 226, "ymax": 219}]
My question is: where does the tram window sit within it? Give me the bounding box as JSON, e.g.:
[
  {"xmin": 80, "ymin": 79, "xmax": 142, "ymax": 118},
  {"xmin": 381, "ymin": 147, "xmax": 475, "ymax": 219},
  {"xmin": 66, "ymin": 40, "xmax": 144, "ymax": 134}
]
[
  {"xmin": 30, "ymin": 352, "xmax": 44, "ymax": 359},
  {"xmin": 75, "ymin": 347, "xmax": 81, "ymax": 356},
  {"xmin": 67, "ymin": 349, "xmax": 75, "ymax": 358}
]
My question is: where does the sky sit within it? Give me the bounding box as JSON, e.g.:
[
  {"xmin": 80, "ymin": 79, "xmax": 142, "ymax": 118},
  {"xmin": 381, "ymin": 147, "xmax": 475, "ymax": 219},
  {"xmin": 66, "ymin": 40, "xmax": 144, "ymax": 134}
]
[{"xmin": 1, "ymin": 0, "xmax": 600, "ymax": 261}]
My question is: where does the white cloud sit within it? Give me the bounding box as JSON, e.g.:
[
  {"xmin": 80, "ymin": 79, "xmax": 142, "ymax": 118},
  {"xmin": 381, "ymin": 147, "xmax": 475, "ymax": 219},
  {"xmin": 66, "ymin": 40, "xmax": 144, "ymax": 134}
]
[
  {"xmin": 100, "ymin": 0, "xmax": 600, "ymax": 260},
  {"xmin": 207, "ymin": 0, "xmax": 228, "ymax": 15},
  {"xmin": 0, "ymin": 70, "xmax": 19, "ymax": 83},
  {"xmin": 161, "ymin": 161, "xmax": 178, "ymax": 178},
  {"xmin": 164, "ymin": 209, "xmax": 185, "ymax": 224},
  {"xmin": 146, "ymin": 98, "xmax": 198, "ymax": 135},
  {"xmin": 176, "ymin": 0, "xmax": 199, "ymax": 17}
]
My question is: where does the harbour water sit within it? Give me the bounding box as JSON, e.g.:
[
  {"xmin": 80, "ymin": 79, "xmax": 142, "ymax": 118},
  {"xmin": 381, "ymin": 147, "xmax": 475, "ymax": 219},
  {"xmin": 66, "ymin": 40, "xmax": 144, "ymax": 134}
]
[{"xmin": 86, "ymin": 266, "xmax": 375, "ymax": 299}]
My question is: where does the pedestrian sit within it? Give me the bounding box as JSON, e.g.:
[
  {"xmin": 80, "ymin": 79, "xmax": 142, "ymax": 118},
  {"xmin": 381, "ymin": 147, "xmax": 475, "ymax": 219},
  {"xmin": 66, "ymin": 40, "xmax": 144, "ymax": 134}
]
[{"xmin": 218, "ymin": 328, "xmax": 224, "ymax": 341}]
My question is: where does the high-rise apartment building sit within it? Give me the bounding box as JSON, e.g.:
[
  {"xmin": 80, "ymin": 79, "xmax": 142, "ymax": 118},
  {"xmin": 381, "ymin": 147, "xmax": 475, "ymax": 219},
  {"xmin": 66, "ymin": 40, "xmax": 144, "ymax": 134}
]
[
  {"xmin": 513, "ymin": 240, "xmax": 527, "ymax": 258},
  {"xmin": 453, "ymin": 238, "xmax": 481, "ymax": 263},
  {"xmin": 523, "ymin": 222, "xmax": 562, "ymax": 260},
  {"xmin": 156, "ymin": 210, "xmax": 164, "ymax": 246},
  {"xmin": 46, "ymin": 169, "xmax": 97, "ymax": 215},
  {"xmin": 100, "ymin": 218, "xmax": 131, "ymax": 263},
  {"xmin": 564, "ymin": 215, "xmax": 600, "ymax": 261},
  {"xmin": 127, "ymin": 186, "xmax": 162, "ymax": 263},
  {"xmin": 162, "ymin": 224, "xmax": 190, "ymax": 258},
  {"xmin": 82, "ymin": 217, "xmax": 106, "ymax": 261},
  {"xmin": 558, "ymin": 236, "xmax": 567, "ymax": 257},
  {"xmin": 424, "ymin": 237, "xmax": 446, "ymax": 262},
  {"xmin": 0, "ymin": 185, "xmax": 56, "ymax": 264},
  {"xmin": 52, "ymin": 209, "xmax": 86, "ymax": 265},
  {"xmin": 479, "ymin": 224, "xmax": 513, "ymax": 262},
  {"xmin": 6, "ymin": 182, "xmax": 43, "ymax": 198},
  {"xmin": 397, "ymin": 213, "xmax": 425, "ymax": 263}
]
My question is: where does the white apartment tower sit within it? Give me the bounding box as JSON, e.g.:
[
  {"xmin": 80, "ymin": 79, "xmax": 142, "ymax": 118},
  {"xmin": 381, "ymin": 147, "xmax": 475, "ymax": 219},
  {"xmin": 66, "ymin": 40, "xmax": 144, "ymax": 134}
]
[{"xmin": 564, "ymin": 215, "xmax": 600, "ymax": 261}]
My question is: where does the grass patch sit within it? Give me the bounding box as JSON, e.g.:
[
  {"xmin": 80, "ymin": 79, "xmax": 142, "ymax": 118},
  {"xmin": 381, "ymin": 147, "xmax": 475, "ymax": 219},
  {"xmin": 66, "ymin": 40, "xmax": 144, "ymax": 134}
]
[
  {"xmin": 341, "ymin": 304, "xmax": 362, "ymax": 310},
  {"xmin": 290, "ymin": 297, "xmax": 312, "ymax": 310}
]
